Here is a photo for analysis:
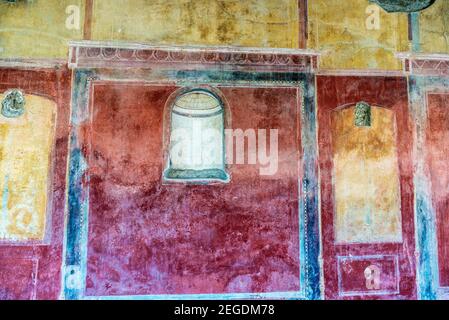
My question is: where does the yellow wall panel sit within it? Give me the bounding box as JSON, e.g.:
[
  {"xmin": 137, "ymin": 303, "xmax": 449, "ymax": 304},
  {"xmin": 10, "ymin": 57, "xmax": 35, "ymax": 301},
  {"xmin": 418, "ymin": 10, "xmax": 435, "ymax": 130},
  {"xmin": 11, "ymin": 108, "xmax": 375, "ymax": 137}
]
[
  {"xmin": 332, "ymin": 106, "xmax": 402, "ymax": 244},
  {"xmin": 0, "ymin": 0, "xmax": 85, "ymax": 59},
  {"xmin": 0, "ymin": 94, "xmax": 56, "ymax": 241},
  {"xmin": 308, "ymin": 0, "xmax": 409, "ymax": 70},
  {"xmin": 2, "ymin": 0, "xmax": 449, "ymax": 60},
  {"xmin": 419, "ymin": 1, "xmax": 449, "ymax": 54},
  {"xmin": 91, "ymin": 0, "xmax": 299, "ymax": 48}
]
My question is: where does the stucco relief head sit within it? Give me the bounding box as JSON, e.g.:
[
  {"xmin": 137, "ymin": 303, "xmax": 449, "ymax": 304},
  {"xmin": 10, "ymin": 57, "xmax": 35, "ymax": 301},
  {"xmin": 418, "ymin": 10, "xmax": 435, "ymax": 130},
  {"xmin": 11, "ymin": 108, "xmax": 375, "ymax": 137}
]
[
  {"xmin": 354, "ymin": 101, "xmax": 372, "ymax": 127},
  {"xmin": 1, "ymin": 89, "xmax": 26, "ymax": 118},
  {"xmin": 370, "ymin": 0, "xmax": 436, "ymax": 12}
]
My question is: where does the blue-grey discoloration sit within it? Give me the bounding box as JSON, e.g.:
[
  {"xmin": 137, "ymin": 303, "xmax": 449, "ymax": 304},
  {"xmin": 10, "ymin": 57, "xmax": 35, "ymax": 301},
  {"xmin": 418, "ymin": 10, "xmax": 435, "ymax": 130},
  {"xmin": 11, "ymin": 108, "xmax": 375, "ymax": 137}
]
[
  {"xmin": 300, "ymin": 73, "xmax": 321, "ymax": 300},
  {"xmin": 62, "ymin": 69, "xmax": 94, "ymax": 300},
  {"xmin": 409, "ymin": 75, "xmax": 449, "ymax": 300}
]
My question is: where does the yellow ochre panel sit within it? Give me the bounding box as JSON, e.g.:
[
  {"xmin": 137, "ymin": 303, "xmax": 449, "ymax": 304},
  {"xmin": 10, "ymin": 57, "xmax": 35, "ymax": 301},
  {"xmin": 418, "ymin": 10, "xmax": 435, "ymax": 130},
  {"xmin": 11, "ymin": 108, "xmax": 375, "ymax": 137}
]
[
  {"xmin": 419, "ymin": 0, "xmax": 449, "ymax": 54},
  {"xmin": 0, "ymin": 94, "xmax": 56, "ymax": 241},
  {"xmin": 91, "ymin": 0, "xmax": 299, "ymax": 48},
  {"xmin": 0, "ymin": 0, "xmax": 85, "ymax": 58},
  {"xmin": 331, "ymin": 106, "xmax": 402, "ymax": 244},
  {"xmin": 308, "ymin": 0, "xmax": 409, "ymax": 70}
]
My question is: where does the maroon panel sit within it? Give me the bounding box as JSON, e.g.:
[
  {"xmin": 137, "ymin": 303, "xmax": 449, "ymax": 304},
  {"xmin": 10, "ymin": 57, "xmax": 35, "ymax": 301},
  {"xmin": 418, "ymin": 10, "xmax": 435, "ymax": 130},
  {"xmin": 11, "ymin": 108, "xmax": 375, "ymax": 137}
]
[
  {"xmin": 0, "ymin": 259, "xmax": 38, "ymax": 300},
  {"xmin": 84, "ymin": 83, "xmax": 301, "ymax": 296},
  {"xmin": 317, "ymin": 76, "xmax": 416, "ymax": 300},
  {"xmin": 338, "ymin": 255, "xmax": 399, "ymax": 296},
  {"xmin": 0, "ymin": 68, "xmax": 71, "ymax": 300},
  {"xmin": 426, "ymin": 93, "xmax": 449, "ymax": 287}
]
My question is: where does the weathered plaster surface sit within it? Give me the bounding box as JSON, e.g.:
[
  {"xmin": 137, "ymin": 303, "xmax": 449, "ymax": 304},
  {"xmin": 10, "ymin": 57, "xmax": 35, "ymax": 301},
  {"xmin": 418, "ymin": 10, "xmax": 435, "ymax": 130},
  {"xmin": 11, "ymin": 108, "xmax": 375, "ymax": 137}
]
[
  {"xmin": 317, "ymin": 76, "xmax": 416, "ymax": 300},
  {"xmin": 0, "ymin": 94, "xmax": 56, "ymax": 241},
  {"xmin": 83, "ymin": 83, "xmax": 302, "ymax": 296},
  {"xmin": 0, "ymin": 0, "xmax": 85, "ymax": 58},
  {"xmin": 409, "ymin": 75, "xmax": 449, "ymax": 300},
  {"xmin": 91, "ymin": 0, "xmax": 299, "ymax": 49},
  {"xmin": 419, "ymin": 1, "xmax": 449, "ymax": 53},
  {"xmin": 1, "ymin": 0, "xmax": 449, "ymax": 301},
  {"xmin": 0, "ymin": 67, "xmax": 71, "ymax": 300},
  {"xmin": 425, "ymin": 93, "xmax": 449, "ymax": 288},
  {"xmin": 332, "ymin": 106, "xmax": 402, "ymax": 244},
  {"xmin": 308, "ymin": 0, "xmax": 409, "ymax": 70}
]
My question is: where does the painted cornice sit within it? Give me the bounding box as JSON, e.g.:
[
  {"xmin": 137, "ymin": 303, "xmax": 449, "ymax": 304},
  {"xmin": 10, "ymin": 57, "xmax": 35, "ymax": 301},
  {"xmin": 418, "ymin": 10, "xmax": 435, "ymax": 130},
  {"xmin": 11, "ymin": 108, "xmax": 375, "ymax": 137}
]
[
  {"xmin": 68, "ymin": 40, "xmax": 321, "ymax": 73},
  {"xmin": 396, "ymin": 52, "xmax": 449, "ymax": 76}
]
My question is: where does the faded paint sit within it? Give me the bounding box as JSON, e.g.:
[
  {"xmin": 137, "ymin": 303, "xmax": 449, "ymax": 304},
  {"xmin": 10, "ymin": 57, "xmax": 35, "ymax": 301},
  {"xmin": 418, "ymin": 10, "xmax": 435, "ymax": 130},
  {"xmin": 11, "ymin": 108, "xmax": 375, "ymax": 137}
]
[
  {"xmin": 91, "ymin": 0, "xmax": 299, "ymax": 48},
  {"xmin": 0, "ymin": 258, "xmax": 37, "ymax": 299},
  {"xmin": 83, "ymin": 83, "xmax": 301, "ymax": 296},
  {"xmin": 0, "ymin": 67, "xmax": 71, "ymax": 300},
  {"xmin": 0, "ymin": 94, "xmax": 56, "ymax": 241},
  {"xmin": 0, "ymin": 0, "xmax": 85, "ymax": 58},
  {"xmin": 419, "ymin": 1, "xmax": 449, "ymax": 53},
  {"xmin": 425, "ymin": 93, "xmax": 449, "ymax": 287},
  {"xmin": 1, "ymin": 0, "xmax": 449, "ymax": 302},
  {"xmin": 332, "ymin": 105, "xmax": 402, "ymax": 244},
  {"xmin": 308, "ymin": 0, "xmax": 409, "ymax": 70},
  {"xmin": 407, "ymin": 75, "xmax": 443, "ymax": 300},
  {"xmin": 317, "ymin": 76, "xmax": 416, "ymax": 300}
]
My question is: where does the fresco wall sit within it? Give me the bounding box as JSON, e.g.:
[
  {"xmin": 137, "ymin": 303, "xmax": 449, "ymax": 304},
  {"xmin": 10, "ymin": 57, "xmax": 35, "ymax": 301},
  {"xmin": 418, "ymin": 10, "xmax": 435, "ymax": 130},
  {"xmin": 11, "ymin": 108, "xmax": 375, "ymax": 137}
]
[
  {"xmin": 0, "ymin": 0, "xmax": 448, "ymax": 300},
  {"xmin": 84, "ymin": 84, "xmax": 301, "ymax": 297},
  {"xmin": 308, "ymin": 0, "xmax": 409, "ymax": 70},
  {"xmin": 317, "ymin": 76, "xmax": 416, "ymax": 299},
  {"xmin": 0, "ymin": 0, "xmax": 300, "ymax": 59},
  {"xmin": 0, "ymin": 68, "xmax": 71, "ymax": 299},
  {"xmin": 91, "ymin": 0, "xmax": 300, "ymax": 48},
  {"xmin": 0, "ymin": 92, "xmax": 56, "ymax": 242},
  {"xmin": 426, "ymin": 93, "xmax": 449, "ymax": 288}
]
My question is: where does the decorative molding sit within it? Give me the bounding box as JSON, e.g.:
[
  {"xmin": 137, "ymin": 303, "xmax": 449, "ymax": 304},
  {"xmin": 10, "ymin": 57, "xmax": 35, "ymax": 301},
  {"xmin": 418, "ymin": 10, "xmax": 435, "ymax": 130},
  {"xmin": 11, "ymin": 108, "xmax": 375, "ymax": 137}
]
[
  {"xmin": 397, "ymin": 52, "xmax": 449, "ymax": 76},
  {"xmin": 68, "ymin": 41, "xmax": 320, "ymax": 72}
]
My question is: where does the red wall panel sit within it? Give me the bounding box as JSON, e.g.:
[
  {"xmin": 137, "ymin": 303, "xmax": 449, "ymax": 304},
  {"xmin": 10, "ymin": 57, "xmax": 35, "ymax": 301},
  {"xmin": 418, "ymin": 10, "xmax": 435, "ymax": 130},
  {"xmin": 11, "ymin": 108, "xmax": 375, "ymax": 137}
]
[
  {"xmin": 317, "ymin": 76, "xmax": 416, "ymax": 299},
  {"xmin": 0, "ymin": 68, "xmax": 71, "ymax": 300},
  {"xmin": 0, "ymin": 258, "xmax": 38, "ymax": 300},
  {"xmin": 426, "ymin": 93, "xmax": 449, "ymax": 287},
  {"xmin": 83, "ymin": 83, "xmax": 302, "ymax": 296}
]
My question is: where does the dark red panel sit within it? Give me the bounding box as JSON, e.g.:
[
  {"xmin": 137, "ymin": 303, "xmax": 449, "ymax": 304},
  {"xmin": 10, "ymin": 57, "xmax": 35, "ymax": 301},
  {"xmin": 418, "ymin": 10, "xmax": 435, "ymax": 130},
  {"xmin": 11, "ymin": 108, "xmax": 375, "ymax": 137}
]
[
  {"xmin": 84, "ymin": 84, "xmax": 301, "ymax": 296},
  {"xmin": 317, "ymin": 76, "xmax": 416, "ymax": 300},
  {"xmin": 338, "ymin": 255, "xmax": 399, "ymax": 296},
  {"xmin": 426, "ymin": 93, "xmax": 449, "ymax": 287},
  {"xmin": 0, "ymin": 259, "xmax": 37, "ymax": 300}
]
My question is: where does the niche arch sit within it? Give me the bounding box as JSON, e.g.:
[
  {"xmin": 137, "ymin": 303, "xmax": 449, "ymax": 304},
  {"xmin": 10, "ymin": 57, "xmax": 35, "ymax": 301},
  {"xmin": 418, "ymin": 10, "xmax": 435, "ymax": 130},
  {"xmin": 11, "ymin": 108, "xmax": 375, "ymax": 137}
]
[{"xmin": 162, "ymin": 86, "xmax": 231, "ymax": 183}]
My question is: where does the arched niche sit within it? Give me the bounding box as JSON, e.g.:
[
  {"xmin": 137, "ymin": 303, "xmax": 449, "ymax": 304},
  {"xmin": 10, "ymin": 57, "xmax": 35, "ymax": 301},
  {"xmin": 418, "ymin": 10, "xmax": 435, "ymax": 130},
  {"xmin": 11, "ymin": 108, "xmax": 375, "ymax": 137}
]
[{"xmin": 163, "ymin": 88, "xmax": 229, "ymax": 183}]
